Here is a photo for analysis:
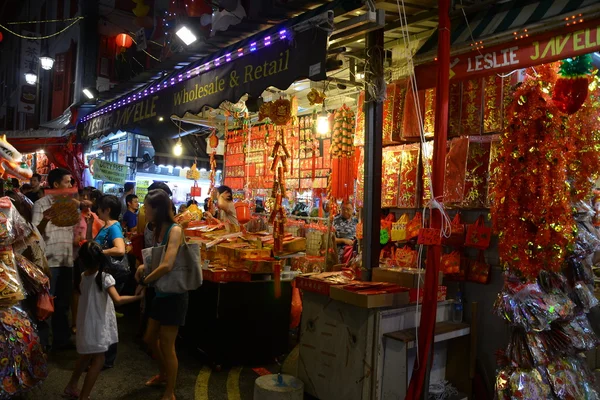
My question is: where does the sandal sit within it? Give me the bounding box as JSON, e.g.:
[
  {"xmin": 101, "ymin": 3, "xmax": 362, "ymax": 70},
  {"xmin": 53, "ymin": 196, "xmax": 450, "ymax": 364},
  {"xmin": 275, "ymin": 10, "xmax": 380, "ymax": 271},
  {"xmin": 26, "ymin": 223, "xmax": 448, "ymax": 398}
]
[
  {"xmin": 62, "ymin": 387, "xmax": 80, "ymax": 399},
  {"xmin": 145, "ymin": 375, "xmax": 167, "ymax": 387}
]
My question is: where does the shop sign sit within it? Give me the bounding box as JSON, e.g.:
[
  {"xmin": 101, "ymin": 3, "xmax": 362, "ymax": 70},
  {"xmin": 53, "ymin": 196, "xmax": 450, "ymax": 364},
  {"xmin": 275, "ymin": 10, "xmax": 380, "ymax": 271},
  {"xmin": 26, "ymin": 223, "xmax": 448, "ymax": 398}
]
[
  {"xmin": 82, "ymin": 26, "xmax": 328, "ymax": 138},
  {"xmin": 89, "ymin": 159, "xmax": 128, "ymax": 184},
  {"xmin": 416, "ymin": 20, "xmax": 600, "ymax": 88}
]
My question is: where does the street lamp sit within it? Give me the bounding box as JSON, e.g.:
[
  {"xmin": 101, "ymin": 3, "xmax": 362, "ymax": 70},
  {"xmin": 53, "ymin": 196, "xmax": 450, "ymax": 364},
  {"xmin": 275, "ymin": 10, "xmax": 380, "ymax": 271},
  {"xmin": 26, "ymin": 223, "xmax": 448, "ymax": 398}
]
[
  {"xmin": 39, "ymin": 56, "xmax": 55, "ymax": 70},
  {"xmin": 24, "ymin": 72, "xmax": 38, "ymax": 85}
]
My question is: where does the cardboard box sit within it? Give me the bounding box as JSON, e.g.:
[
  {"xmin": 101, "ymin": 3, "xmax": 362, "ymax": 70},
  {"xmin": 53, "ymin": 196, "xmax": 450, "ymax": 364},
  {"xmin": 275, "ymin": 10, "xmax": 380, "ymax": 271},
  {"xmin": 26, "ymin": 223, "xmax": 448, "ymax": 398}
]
[
  {"xmin": 409, "ymin": 285, "xmax": 447, "ymax": 304},
  {"xmin": 372, "ymin": 268, "xmax": 443, "ymax": 288},
  {"xmin": 217, "ymin": 243, "xmax": 272, "ymax": 260},
  {"xmin": 243, "ymin": 258, "xmax": 276, "ymax": 274},
  {"xmin": 202, "ymin": 269, "xmax": 251, "ymax": 283},
  {"xmin": 330, "ymin": 285, "xmax": 410, "ymax": 308},
  {"xmin": 283, "ymin": 237, "xmax": 306, "ymax": 253},
  {"xmin": 296, "ymin": 275, "xmax": 341, "ymax": 296}
]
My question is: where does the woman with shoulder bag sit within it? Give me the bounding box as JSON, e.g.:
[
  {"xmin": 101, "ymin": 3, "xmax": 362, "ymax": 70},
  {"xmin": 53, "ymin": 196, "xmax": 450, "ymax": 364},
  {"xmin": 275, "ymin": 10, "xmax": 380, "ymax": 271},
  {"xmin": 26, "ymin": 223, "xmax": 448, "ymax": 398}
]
[
  {"xmin": 94, "ymin": 194, "xmax": 127, "ymax": 369},
  {"xmin": 135, "ymin": 189, "xmax": 186, "ymax": 400}
]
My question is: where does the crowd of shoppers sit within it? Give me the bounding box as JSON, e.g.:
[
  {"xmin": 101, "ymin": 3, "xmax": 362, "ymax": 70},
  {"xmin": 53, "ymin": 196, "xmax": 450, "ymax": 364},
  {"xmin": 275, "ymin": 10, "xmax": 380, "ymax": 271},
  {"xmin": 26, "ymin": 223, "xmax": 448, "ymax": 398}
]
[{"xmin": 11, "ymin": 168, "xmax": 188, "ymax": 400}]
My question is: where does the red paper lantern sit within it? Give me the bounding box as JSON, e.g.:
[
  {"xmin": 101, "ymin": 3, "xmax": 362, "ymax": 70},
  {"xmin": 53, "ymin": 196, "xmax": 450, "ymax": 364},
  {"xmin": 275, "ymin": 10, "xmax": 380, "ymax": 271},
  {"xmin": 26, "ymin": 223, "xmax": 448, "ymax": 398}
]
[
  {"xmin": 0, "ymin": 31, "xmax": 3, "ymax": 42},
  {"xmin": 185, "ymin": 0, "xmax": 212, "ymax": 17},
  {"xmin": 115, "ymin": 33, "xmax": 133, "ymax": 48}
]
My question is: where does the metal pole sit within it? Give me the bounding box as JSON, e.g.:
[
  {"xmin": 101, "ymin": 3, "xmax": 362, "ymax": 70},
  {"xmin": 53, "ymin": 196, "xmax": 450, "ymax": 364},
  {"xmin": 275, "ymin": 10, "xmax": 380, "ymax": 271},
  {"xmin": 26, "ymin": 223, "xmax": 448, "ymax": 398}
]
[{"xmin": 361, "ymin": 28, "xmax": 384, "ymax": 278}]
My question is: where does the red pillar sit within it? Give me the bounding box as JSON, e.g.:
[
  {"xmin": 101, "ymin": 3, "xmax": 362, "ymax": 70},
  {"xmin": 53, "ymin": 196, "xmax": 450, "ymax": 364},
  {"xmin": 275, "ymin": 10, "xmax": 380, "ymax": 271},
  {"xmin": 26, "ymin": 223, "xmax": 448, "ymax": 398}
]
[{"xmin": 405, "ymin": 0, "xmax": 450, "ymax": 398}]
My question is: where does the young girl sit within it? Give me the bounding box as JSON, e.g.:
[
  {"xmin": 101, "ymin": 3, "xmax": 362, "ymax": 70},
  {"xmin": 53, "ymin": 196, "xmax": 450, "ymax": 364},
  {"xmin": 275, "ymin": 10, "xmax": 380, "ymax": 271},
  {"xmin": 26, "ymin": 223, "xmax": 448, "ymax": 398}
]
[{"xmin": 63, "ymin": 241, "xmax": 143, "ymax": 399}]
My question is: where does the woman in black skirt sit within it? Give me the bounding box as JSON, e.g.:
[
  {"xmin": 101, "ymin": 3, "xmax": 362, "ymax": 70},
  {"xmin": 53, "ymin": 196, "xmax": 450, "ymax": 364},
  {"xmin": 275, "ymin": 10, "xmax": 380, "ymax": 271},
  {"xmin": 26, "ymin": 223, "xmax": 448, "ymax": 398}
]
[{"xmin": 135, "ymin": 189, "xmax": 186, "ymax": 400}]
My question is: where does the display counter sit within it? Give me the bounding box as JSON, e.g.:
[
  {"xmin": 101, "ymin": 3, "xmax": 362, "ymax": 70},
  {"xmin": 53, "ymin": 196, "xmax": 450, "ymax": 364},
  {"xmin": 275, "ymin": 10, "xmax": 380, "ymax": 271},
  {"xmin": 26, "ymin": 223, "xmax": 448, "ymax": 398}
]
[
  {"xmin": 298, "ymin": 291, "xmax": 459, "ymax": 400},
  {"xmin": 182, "ymin": 279, "xmax": 293, "ymax": 367}
]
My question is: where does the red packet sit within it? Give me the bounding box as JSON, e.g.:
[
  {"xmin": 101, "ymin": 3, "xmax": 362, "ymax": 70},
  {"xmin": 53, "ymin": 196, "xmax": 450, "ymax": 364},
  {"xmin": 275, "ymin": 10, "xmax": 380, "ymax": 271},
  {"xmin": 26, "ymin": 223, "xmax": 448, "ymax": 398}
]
[
  {"xmin": 443, "ymin": 137, "xmax": 469, "ymax": 203},
  {"xmin": 417, "ymin": 228, "xmax": 441, "ymax": 245}
]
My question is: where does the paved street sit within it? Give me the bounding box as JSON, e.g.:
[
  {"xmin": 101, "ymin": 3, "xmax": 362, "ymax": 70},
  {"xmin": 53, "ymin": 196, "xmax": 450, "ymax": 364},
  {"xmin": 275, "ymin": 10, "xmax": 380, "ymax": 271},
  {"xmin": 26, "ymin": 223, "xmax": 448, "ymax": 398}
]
[{"xmin": 23, "ymin": 313, "xmax": 289, "ymax": 400}]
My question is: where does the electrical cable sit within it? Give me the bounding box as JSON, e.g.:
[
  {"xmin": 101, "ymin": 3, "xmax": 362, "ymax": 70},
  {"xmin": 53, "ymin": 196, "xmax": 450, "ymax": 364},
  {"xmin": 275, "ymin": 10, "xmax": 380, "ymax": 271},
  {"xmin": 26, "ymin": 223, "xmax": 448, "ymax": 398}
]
[
  {"xmin": 5, "ymin": 16, "xmax": 81, "ymax": 25},
  {"xmin": 0, "ymin": 17, "xmax": 83, "ymax": 40}
]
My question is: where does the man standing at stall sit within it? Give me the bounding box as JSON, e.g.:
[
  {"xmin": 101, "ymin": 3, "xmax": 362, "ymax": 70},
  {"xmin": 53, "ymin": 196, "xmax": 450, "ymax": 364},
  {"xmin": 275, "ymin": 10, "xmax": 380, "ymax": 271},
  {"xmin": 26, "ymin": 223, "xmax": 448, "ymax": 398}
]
[
  {"xmin": 27, "ymin": 173, "xmax": 44, "ymax": 203},
  {"xmin": 333, "ymin": 200, "xmax": 357, "ymax": 263},
  {"xmin": 32, "ymin": 168, "xmax": 81, "ymax": 350},
  {"xmin": 120, "ymin": 182, "xmax": 135, "ymax": 219},
  {"xmin": 122, "ymin": 194, "xmax": 139, "ymax": 233}
]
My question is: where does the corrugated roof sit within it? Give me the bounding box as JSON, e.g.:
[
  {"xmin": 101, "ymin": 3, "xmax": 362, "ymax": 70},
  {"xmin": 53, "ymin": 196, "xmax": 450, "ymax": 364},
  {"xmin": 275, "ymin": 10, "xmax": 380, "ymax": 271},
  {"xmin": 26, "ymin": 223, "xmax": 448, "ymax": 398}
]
[{"xmin": 417, "ymin": 0, "xmax": 599, "ymax": 56}]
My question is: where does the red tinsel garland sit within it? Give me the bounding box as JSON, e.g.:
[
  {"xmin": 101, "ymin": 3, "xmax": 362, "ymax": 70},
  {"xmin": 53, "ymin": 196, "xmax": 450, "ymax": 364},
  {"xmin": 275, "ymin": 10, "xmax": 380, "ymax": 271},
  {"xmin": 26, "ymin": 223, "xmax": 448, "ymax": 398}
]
[{"xmin": 491, "ymin": 65, "xmax": 600, "ymax": 281}]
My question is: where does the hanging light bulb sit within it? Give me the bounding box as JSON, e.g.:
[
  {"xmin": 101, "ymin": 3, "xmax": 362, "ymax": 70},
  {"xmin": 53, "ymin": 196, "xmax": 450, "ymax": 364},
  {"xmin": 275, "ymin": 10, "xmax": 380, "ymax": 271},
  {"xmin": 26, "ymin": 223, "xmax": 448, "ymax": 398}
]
[
  {"xmin": 173, "ymin": 137, "xmax": 183, "ymax": 156},
  {"xmin": 316, "ymin": 105, "xmax": 329, "ymax": 137}
]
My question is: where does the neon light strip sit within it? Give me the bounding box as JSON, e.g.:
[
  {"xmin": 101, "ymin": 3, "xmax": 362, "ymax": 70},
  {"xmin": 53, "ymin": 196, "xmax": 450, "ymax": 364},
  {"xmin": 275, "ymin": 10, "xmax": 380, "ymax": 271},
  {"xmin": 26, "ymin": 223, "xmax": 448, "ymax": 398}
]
[{"xmin": 81, "ymin": 29, "xmax": 290, "ymax": 122}]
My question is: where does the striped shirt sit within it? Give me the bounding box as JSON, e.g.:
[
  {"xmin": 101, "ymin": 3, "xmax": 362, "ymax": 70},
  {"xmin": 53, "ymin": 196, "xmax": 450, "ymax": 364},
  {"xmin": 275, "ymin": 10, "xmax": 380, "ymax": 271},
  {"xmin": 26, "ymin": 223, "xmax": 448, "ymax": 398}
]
[{"xmin": 32, "ymin": 195, "xmax": 75, "ymax": 268}]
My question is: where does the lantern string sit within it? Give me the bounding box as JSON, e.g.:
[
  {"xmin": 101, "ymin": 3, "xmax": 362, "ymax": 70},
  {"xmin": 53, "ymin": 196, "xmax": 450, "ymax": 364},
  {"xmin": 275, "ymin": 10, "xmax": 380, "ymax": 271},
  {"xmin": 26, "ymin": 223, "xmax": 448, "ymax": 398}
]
[
  {"xmin": 5, "ymin": 16, "xmax": 82, "ymax": 25},
  {"xmin": 0, "ymin": 17, "xmax": 83, "ymax": 40}
]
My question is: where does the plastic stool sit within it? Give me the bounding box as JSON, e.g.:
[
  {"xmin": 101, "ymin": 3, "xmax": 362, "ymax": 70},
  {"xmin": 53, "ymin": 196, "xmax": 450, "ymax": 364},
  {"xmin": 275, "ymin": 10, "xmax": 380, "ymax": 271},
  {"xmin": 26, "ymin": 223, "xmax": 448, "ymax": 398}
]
[{"xmin": 253, "ymin": 374, "xmax": 304, "ymax": 400}]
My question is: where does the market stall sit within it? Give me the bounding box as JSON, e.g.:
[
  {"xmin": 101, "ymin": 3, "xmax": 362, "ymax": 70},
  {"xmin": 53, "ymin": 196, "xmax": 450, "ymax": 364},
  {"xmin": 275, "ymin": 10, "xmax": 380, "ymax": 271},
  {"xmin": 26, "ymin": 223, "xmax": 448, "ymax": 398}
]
[{"xmin": 78, "ymin": 6, "xmax": 341, "ymax": 366}]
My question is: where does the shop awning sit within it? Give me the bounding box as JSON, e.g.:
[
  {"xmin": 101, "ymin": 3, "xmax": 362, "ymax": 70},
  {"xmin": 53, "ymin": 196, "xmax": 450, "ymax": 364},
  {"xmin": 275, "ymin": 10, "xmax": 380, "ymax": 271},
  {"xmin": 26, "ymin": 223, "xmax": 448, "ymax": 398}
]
[
  {"xmin": 80, "ymin": 13, "xmax": 331, "ymax": 140},
  {"xmin": 417, "ymin": 0, "xmax": 599, "ymax": 57},
  {"xmin": 415, "ymin": 12, "xmax": 600, "ymax": 88},
  {"xmin": 150, "ymin": 134, "xmax": 223, "ymax": 170}
]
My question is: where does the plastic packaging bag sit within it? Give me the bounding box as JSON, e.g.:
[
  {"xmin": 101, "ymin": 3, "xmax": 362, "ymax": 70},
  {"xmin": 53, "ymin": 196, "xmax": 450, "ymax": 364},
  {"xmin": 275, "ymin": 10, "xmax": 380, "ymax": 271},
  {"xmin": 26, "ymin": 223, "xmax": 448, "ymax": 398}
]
[
  {"xmin": 15, "ymin": 254, "xmax": 49, "ymax": 295},
  {"xmin": 0, "ymin": 249, "xmax": 24, "ymax": 308}
]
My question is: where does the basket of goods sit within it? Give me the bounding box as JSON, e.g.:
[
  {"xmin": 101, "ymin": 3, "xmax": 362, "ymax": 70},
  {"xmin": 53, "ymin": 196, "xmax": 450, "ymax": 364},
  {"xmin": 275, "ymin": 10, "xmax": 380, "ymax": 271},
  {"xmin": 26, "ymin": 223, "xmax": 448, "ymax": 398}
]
[{"xmin": 46, "ymin": 188, "xmax": 80, "ymax": 227}]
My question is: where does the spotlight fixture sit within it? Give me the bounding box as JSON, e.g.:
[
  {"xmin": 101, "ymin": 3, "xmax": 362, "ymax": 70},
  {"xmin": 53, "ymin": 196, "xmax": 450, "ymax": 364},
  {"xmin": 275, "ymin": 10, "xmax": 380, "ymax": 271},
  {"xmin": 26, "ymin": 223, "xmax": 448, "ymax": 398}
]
[
  {"xmin": 176, "ymin": 26, "xmax": 197, "ymax": 45},
  {"xmin": 82, "ymin": 88, "xmax": 97, "ymax": 99}
]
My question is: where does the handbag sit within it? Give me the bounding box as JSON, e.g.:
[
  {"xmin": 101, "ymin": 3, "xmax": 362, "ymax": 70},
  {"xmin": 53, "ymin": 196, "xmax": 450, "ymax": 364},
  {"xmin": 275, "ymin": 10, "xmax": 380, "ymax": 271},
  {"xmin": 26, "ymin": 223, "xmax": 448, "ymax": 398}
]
[
  {"xmin": 467, "ymin": 250, "xmax": 491, "ymax": 284},
  {"xmin": 101, "ymin": 225, "xmax": 130, "ymax": 279},
  {"xmin": 443, "ymin": 213, "xmax": 466, "ymax": 247},
  {"xmin": 465, "ymin": 215, "xmax": 492, "ymax": 249},
  {"xmin": 142, "ymin": 224, "xmax": 203, "ymax": 293},
  {"xmin": 441, "ymin": 251, "xmax": 463, "ymax": 278},
  {"xmin": 36, "ymin": 289, "xmax": 54, "ymax": 321}
]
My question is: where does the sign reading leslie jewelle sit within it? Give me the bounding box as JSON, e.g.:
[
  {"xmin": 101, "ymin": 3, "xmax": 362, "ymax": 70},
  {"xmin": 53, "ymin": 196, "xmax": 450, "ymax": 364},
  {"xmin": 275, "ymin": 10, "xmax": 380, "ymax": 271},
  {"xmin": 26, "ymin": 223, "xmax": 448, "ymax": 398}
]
[{"xmin": 82, "ymin": 26, "xmax": 329, "ymax": 139}]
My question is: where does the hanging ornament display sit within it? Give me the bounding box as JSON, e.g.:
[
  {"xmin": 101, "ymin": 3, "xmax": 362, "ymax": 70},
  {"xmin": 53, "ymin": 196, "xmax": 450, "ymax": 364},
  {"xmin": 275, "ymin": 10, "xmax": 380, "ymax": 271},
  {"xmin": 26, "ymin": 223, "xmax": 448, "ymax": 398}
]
[
  {"xmin": 307, "ymin": 88, "xmax": 325, "ymax": 105},
  {"xmin": 186, "ymin": 162, "xmax": 200, "ymax": 180},
  {"xmin": 257, "ymin": 98, "xmax": 292, "ymax": 126},
  {"xmin": 330, "ymin": 105, "xmax": 356, "ymax": 200},
  {"xmin": 552, "ymin": 55, "xmax": 592, "ymax": 114},
  {"xmin": 492, "ymin": 62, "xmax": 600, "ymax": 400},
  {"xmin": 115, "ymin": 33, "xmax": 133, "ymax": 49},
  {"xmin": 491, "ymin": 64, "xmax": 568, "ymax": 280}
]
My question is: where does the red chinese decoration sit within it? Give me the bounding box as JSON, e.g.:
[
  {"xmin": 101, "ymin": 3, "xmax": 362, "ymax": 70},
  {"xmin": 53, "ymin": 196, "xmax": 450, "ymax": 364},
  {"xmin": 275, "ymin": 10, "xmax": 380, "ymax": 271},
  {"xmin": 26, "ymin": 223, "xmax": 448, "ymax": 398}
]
[
  {"xmin": 491, "ymin": 63, "xmax": 600, "ymax": 281},
  {"xmin": 552, "ymin": 55, "xmax": 592, "ymax": 115},
  {"xmin": 329, "ymin": 105, "xmax": 355, "ymax": 200},
  {"xmin": 115, "ymin": 33, "xmax": 133, "ymax": 49},
  {"xmin": 185, "ymin": 0, "xmax": 212, "ymax": 17},
  {"xmin": 0, "ymin": 31, "xmax": 3, "ymax": 43}
]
